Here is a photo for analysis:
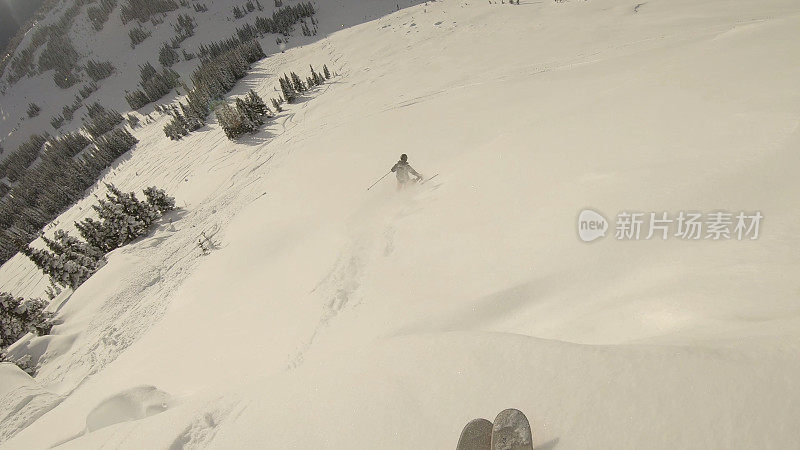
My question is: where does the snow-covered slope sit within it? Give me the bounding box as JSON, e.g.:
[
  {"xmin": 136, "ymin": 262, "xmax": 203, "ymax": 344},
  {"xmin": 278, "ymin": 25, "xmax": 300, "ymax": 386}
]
[{"xmin": 2, "ymin": 0, "xmax": 800, "ymax": 448}]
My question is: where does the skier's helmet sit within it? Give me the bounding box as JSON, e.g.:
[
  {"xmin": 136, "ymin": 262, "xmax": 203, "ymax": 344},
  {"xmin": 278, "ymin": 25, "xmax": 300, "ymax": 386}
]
[{"xmin": 400, "ymin": 154, "xmax": 408, "ymax": 162}]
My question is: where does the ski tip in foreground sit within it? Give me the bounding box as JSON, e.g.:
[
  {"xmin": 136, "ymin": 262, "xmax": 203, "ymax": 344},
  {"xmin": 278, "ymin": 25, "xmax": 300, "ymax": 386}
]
[
  {"xmin": 491, "ymin": 408, "xmax": 533, "ymax": 450},
  {"xmin": 456, "ymin": 418, "xmax": 493, "ymax": 450}
]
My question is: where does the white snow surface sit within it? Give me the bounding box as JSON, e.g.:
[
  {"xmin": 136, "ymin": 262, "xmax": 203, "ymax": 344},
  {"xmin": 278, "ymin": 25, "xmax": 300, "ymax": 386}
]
[{"xmin": 1, "ymin": 0, "xmax": 800, "ymax": 448}]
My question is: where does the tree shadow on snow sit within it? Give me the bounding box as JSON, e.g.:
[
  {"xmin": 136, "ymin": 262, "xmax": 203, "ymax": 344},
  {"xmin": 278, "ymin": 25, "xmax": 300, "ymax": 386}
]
[
  {"xmin": 158, "ymin": 209, "xmax": 190, "ymax": 226},
  {"xmin": 236, "ymin": 132, "xmax": 272, "ymax": 147},
  {"xmin": 237, "ymin": 67, "xmax": 275, "ymax": 93},
  {"xmin": 536, "ymin": 438, "xmax": 560, "ymax": 450}
]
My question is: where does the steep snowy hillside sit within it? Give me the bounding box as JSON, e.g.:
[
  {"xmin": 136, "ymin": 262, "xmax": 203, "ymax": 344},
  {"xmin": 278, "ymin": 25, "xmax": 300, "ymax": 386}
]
[
  {"xmin": 0, "ymin": 0, "xmax": 423, "ymax": 284},
  {"xmin": 2, "ymin": 0, "xmax": 800, "ymax": 448}
]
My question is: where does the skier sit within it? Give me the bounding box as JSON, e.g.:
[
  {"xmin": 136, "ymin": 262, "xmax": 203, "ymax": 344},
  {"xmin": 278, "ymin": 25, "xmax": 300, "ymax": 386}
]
[{"xmin": 391, "ymin": 154, "xmax": 423, "ymax": 189}]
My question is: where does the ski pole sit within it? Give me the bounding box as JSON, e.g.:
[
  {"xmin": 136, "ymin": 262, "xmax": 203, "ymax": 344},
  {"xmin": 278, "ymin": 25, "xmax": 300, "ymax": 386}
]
[{"xmin": 366, "ymin": 171, "xmax": 391, "ymax": 191}]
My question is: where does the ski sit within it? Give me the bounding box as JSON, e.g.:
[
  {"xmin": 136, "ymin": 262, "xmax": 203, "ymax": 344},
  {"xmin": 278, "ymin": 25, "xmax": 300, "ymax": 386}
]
[
  {"xmin": 420, "ymin": 173, "xmax": 438, "ymax": 184},
  {"xmin": 490, "ymin": 409, "xmax": 533, "ymax": 450},
  {"xmin": 456, "ymin": 418, "xmax": 492, "ymax": 450}
]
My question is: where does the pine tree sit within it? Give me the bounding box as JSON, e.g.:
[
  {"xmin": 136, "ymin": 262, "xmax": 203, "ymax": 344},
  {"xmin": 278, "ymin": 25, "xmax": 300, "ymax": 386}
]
[
  {"xmin": 40, "ymin": 230, "xmax": 104, "ymax": 288},
  {"xmin": 126, "ymin": 113, "xmax": 140, "ymax": 128},
  {"xmin": 51, "ymin": 116, "xmax": 65, "ymax": 129},
  {"xmin": 215, "ymin": 103, "xmax": 237, "ymax": 139},
  {"xmin": 290, "ymin": 71, "xmax": 306, "ymax": 92},
  {"xmin": 143, "ymin": 187, "xmax": 176, "ymax": 213},
  {"xmin": 163, "ymin": 106, "xmax": 192, "ymax": 140},
  {"xmin": 120, "ymin": 0, "xmax": 179, "ymax": 24},
  {"xmin": 53, "ymin": 230, "xmax": 103, "ymax": 262},
  {"xmin": 236, "ymin": 98, "xmax": 263, "ymax": 128},
  {"xmin": 89, "ymin": 184, "xmax": 161, "ymax": 249},
  {"xmin": 87, "ymin": 0, "xmax": 117, "ymax": 31},
  {"xmin": 215, "ymin": 103, "xmax": 255, "ymax": 139},
  {"xmin": 0, "ymin": 292, "xmax": 53, "ymax": 348},
  {"xmin": 179, "ymin": 102, "xmax": 205, "ymax": 131},
  {"xmin": 79, "ymin": 82, "xmax": 100, "ymax": 99},
  {"xmin": 129, "ymin": 26, "xmax": 151, "ymax": 47},
  {"xmin": 27, "ymin": 103, "xmax": 41, "ymax": 118},
  {"xmin": 310, "ymin": 65, "xmax": 323, "ymax": 85},
  {"xmin": 323, "ymin": 64, "xmax": 331, "ymax": 79},
  {"xmin": 85, "ymin": 59, "xmax": 115, "ymax": 81},
  {"xmin": 83, "ymin": 103, "xmax": 123, "ymax": 138},
  {"xmin": 76, "ymin": 218, "xmax": 114, "ymax": 252},
  {"xmin": 62, "ymin": 105, "xmax": 74, "ymax": 121},
  {"xmin": 244, "ymin": 90, "xmax": 269, "ymax": 119},
  {"xmin": 21, "ymin": 245, "xmax": 59, "ymax": 280},
  {"xmin": 23, "ymin": 235, "xmax": 95, "ymax": 290},
  {"xmin": 40, "ymin": 234, "xmax": 66, "ymax": 255},
  {"xmin": 159, "ymin": 43, "xmax": 180, "ymax": 67},
  {"xmin": 235, "ymin": 101, "xmax": 258, "ymax": 134},
  {"xmin": 279, "ymin": 74, "xmax": 296, "ymax": 103}
]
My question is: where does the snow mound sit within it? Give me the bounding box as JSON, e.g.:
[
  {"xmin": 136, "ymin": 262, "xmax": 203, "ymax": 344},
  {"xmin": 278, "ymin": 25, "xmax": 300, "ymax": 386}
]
[
  {"xmin": 84, "ymin": 385, "xmax": 171, "ymax": 433},
  {"xmin": 0, "ymin": 363, "xmax": 33, "ymax": 398},
  {"xmin": 0, "ymin": 363, "xmax": 64, "ymax": 443},
  {"xmin": 4, "ymin": 331, "xmax": 79, "ymax": 370}
]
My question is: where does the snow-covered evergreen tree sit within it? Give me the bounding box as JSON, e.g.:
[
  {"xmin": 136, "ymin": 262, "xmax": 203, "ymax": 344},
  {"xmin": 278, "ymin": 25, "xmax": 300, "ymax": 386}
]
[
  {"xmin": 34, "ymin": 230, "xmax": 105, "ymax": 289},
  {"xmin": 53, "ymin": 229, "xmax": 104, "ymax": 263},
  {"xmin": 143, "ymin": 187, "xmax": 176, "ymax": 213},
  {"xmin": 0, "ymin": 293, "xmax": 53, "ymax": 349},
  {"xmin": 20, "ymin": 246, "xmax": 59, "ymax": 281},
  {"xmin": 77, "ymin": 184, "xmax": 163, "ymax": 252}
]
